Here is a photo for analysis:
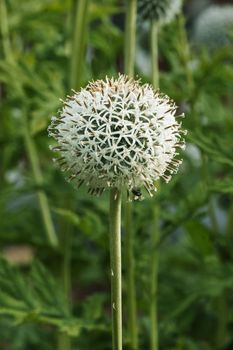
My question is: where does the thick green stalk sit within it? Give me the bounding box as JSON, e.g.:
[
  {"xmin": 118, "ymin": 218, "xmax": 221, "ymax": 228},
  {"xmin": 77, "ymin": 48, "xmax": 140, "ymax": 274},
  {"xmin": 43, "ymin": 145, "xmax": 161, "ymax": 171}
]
[
  {"xmin": 70, "ymin": 0, "xmax": 89, "ymax": 90},
  {"xmin": 150, "ymin": 205, "xmax": 160, "ymax": 350},
  {"xmin": 226, "ymin": 204, "xmax": 233, "ymax": 237},
  {"xmin": 151, "ymin": 20, "xmax": 159, "ymax": 89},
  {"xmin": 177, "ymin": 15, "xmax": 194, "ymax": 92},
  {"xmin": 110, "ymin": 189, "xmax": 122, "ymax": 350},
  {"xmin": 23, "ymin": 124, "xmax": 58, "ymax": 248},
  {"xmin": 124, "ymin": 1, "xmax": 138, "ymax": 349},
  {"xmin": 57, "ymin": 331, "xmax": 71, "ymax": 350},
  {"xmin": 0, "ymin": 0, "xmax": 13, "ymax": 61},
  {"xmin": 124, "ymin": 0, "xmax": 137, "ymax": 77},
  {"xmin": 125, "ymin": 202, "xmax": 138, "ymax": 350},
  {"xmin": 216, "ymin": 291, "xmax": 228, "ymax": 348},
  {"xmin": 58, "ymin": 219, "xmax": 72, "ymax": 350},
  {"xmin": 150, "ymin": 19, "xmax": 159, "ymax": 350}
]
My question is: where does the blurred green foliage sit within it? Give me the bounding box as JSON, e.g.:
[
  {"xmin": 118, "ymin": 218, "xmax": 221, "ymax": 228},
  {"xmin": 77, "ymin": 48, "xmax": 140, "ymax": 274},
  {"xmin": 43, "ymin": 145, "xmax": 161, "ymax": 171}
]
[{"xmin": 0, "ymin": 0, "xmax": 233, "ymax": 349}]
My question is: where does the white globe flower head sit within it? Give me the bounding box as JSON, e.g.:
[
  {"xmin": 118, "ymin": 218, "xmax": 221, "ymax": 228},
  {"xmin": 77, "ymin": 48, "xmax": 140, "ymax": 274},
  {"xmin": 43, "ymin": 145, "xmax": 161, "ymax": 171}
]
[
  {"xmin": 138, "ymin": 0, "xmax": 183, "ymax": 25},
  {"xmin": 48, "ymin": 75, "xmax": 186, "ymax": 199},
  {"xmin": 193, "ymin": 5, "xmax": 233, "ymax": 50}
]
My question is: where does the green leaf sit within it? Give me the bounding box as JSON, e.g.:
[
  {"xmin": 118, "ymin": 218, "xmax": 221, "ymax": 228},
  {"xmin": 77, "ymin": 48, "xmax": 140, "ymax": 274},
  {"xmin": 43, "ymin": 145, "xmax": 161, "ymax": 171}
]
[
  {"xmin": 0, "ymin": 258, "xmax": 105, "ymax": 337},
  {"xmin": 185, "ymin": 220, "xmax": 214, "ymax": 256},
  {"xmin": 53, "ymin": 207, "xmax": 80, "ymax": 227}
]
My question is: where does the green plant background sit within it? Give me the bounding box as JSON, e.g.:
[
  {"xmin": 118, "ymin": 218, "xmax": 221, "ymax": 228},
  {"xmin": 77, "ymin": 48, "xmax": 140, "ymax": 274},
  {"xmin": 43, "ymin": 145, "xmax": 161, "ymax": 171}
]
[{"xmin": 0, "ymin": 0, "xmax": 233, "ymax": 349}]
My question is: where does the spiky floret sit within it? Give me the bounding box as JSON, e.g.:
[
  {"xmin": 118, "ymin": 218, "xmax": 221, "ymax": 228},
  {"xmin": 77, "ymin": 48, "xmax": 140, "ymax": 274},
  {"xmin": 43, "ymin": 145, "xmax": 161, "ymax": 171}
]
[
  {"xmin": 138, "ymin": 0, "xmax": 182, "ymax": 24},
  {"xmin": 48, "ymin": 74, "xmax": 186, "ymax": 199},
  {"xmin": 193, "ymin": 5, "xmax": 233, "ymax": 50}
]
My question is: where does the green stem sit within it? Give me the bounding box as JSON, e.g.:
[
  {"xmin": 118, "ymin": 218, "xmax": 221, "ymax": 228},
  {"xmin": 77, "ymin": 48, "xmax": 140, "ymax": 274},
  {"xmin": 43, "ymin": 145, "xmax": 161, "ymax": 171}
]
[
  {"xmin": 124, "ymin": 1, "xmax": 138, "ymax": 348},
  {"xmin": 70, "ymin": 0, "xmax": 89, "ymax": 90},
  {"xmin": 177, "ymin": 14, "xmax": 194, "ymax": 93},
  {"xmin": 23, "ymin": 123, "xmax": 58, "ymax": 248},
  {"xmin": 58, "ymin": 221, "xmax": 72, "ymax": 350},
  {"xmin": 150, "ymin": 206, "xmax": 160, "ymax": 350},
  {"xmin": 110, "ymin": 189, "xmax": 122, "ymax": 350},
  {"xmin": 226, "ymin": 204, "xmax": 233, "ymax": 237},
  {"xmin": 124, "ymin": 0, "xmax": 137, "ymax": 77},
  {"xmin": 215, "ymin": 291, "xmax": 228, "ymax": 348},
  {"xmin": 0, "ymin": 0, "xmax": 13, "ymax": 61},
  {"xmin": 125, "ymin": 202, "xmax": 138, "ymax": 350},
  {"xmin": 57, "ymin": 1, "xmax": 90, "ymax": 348},
  {"xmin": 151, "ymin": 20, "xmax": 159, "ymax": 89},
  {"xmin": 0, "ymin": 0, "xmax": 58, "ymax": 249},
  {"xmin": 202, "ymin": 153, "xmax": 220, "ymax": 234},
  {"xmin": 57, "ymin": 331, "xmax": 72, "ymax": 350},
  {"xmin": 150, "ymin": 20, "xmax": 160, "ymax": 350},
  {"xmin": 62, "ymin": 228, "xmax": 72, "ymax": 308}
]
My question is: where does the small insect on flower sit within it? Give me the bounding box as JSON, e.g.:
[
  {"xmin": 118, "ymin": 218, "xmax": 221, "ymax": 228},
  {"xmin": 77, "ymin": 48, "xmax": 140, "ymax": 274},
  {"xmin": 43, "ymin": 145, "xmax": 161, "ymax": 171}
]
[
  {"xmin": 48, "ymin": 74, "xmax": 186, "ymax": 199},
  {"xmin": 131, "ymin": 188, "xmax": 143, "ymax": 201}
]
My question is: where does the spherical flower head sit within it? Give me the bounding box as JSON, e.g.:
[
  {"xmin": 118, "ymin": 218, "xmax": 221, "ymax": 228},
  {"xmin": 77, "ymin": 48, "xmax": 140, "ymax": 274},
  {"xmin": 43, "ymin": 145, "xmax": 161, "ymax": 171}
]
[
  {"xmin": 48, "ymin": 75, "xmax": 186, "ymax": 199},
  {"xmin": 138, "ymin": 0, "xmax": 183, "ymax": 25},
  {"xmin": 193, "ymin": 5, "xmax": 233, "ymax": 50}
]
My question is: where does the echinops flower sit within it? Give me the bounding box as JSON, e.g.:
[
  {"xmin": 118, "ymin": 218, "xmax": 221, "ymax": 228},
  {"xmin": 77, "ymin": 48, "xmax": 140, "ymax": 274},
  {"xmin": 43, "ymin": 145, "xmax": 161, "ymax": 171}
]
[
  {"xmin": 193, "ymin": 5, "xmax": 233, "ymax": 50},
  {"xmin": 138, "ymin": 0, "xmax": 183, "ymax": 24},
  {"xmin": 48, "ymin": 75, "xmax": 186, "ymax": 199}
]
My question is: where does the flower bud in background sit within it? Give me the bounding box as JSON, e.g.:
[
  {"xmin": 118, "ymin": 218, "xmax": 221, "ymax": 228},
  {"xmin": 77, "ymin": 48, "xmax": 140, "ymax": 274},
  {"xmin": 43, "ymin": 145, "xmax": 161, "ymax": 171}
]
[
  {"xmin": 138, "ymin": 0, "xmax": 183, "ymax": 25},
  {"xmin": 192, "ymin": 5, "xmax": 233, "ymax": 51},
  {"xmin": 48, "ymin": 75, "xmax": 186, "ymax": 199}
]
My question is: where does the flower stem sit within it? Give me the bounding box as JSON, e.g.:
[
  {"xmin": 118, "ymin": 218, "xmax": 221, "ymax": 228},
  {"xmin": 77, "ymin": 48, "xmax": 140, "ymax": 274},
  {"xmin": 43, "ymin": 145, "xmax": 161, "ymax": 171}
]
[
  {"xmin": 0, "ymin": 0, "xmax": 13, "ymax": 61},
  {"xmin": 151, "ymin": 20, "xmax": 159, "ymax": 89},
  {"xmin": 125, "ymin": 202, "xmax": 138, "ymax": 350},
  {"xmin": 177, "ymin": 15, "xmax": 194, "ymax": 92},
  {"xmin": 124, "ymin": 0, "xmax": 137, "ymax": 77},
  {"xmin": 109, "ymin": 189, "xmax": 122, "ymax": 350},
  {"xmin": 150, "ymin": 19, "xmax": 160, "ymax": 350},
  {"xmin": 70, "ymin": 0, "xmax": 89, "ymax": 90},
  {"xmin": 150, "ymin": 205, "xmax": 160, "ymax": 350},
  {"xmin": 23, "ymin": 121, "xmax": 59, "ymax": 249},
  {"xmin": 58, "ymin": 218, "xmax": 72, "ymax": 350},
  {"xmin": 124, "ymin": 1, "xmax": 138, "ymax": 349}
]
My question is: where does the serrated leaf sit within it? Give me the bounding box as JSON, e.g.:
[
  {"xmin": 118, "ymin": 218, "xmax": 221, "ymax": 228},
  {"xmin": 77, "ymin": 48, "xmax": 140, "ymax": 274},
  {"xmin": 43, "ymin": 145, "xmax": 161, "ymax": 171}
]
[{"xmin": 0, "ymin": 258, "xmax": 105, "ymax": 337}]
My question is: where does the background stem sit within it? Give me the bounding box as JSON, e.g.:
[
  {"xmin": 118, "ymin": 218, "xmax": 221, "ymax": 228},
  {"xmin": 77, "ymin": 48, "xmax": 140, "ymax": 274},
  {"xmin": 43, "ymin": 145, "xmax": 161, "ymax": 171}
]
[
  {"xmin": 177, "ymin": 14, "xmax": 194, "ymax": 92},
  {"xmin": 151, "ymin": 20, "xmax": 159, "ymax": 89},
  {"xmin": 150, "ymin": 19, "xmax": 159, "ymax": 350},
  {"xmin": 124, "ymin": 0, "xmax": 137, "ymax": 77},
  {"xmin": 23, "ymin": 124, "xmax": 58, "ymax": 248},
  {"xmin": 58, "ymin": 219, "xmax": 72, "ymax": 350},
  {"xmin": 124, "ymin": 0, "xmax": 138, "ymax": 349},
  {"xmin": 125, "ymin": 202, "xmax": 138, "ymax": 350},
  {"xmin": 150, "ymin": 205, "xmax": 160, "ymax": 350},
  {"xmin": 110, "ymin": 189, "xmax": 122, "ymax": 350},
  {"xmin": 70, "ymin": 0, "xmax": 89, "ymax": 90},
  {"xmin": 0, "ymin": 0, "xmax": 58, "ymax": 249},
  {"xmin": 0, "ymin": 0, "xmax": 13, "ymax": 61},
  {"xmin": 58, "ymin": 1, "xmax": 90, "ymax": 349}
]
